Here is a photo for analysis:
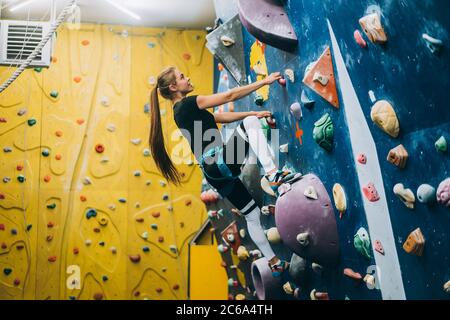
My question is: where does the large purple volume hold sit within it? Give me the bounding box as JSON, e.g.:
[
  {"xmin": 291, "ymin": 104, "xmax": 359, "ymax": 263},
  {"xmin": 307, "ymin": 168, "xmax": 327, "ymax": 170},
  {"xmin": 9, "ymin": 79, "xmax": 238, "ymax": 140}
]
[
  {"xmin": 237, "ymin": 0, "xmax": 298, "ymax": 52},
  {"xmin": 275, "ymin": 174, "xmax": 340, "ymax": 266}
]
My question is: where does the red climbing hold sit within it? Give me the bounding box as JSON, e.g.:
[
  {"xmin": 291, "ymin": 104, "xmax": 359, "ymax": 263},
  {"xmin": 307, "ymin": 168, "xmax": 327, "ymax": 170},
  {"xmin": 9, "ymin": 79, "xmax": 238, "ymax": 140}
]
[
  {"xmin": 95, "ymin": 144, "xmax": 105, "ymax": 153},
  {"xmin": 158, "ymin": 236, "xmax": 164, "ymax": 243},
  {"xmin": 357, "ymin": 153, "xmax": 367, "ymax": 164},
  {"xmin": 374, "ymin": 240, "xmax": 385, "ymax": 255},
  {"xmin": 16, "ymin": 164, "xmax": 23, "ymax": 171},
  {"xmin": 135, "ymin": 217, "xmax": 144, "ymax": 223},
  {"xmin": 129, "ymin": 254, "xmax": 141, "ymax": 263},
  {"xmin": 354, "ymin": 30, "xmax": 367, "ymax": 48},
  {"xmin": 93, "ymin": 227, "xmax": 100, "ymax": 233},
  {"xmin": 47, "ymin": 222, "xmax": 54, "ymax": 228},
  {"xmin": 48, "ymin": 256, "xmax": 57, "ymax": 262},
  {"xmin": 156, "ymin": 288, "xmax": 163, "ymax": 293},
  {"xmin": 17, "ymin": 245, "xmax": 24, "ymax": 250},
  {"xmin": 173, "ymin": 284, "xmax": 180, "ymax": 290},
  {"xmin": 185, "ymin": 199, "xmax": 192, "ymax": 206},
  {"xmin": 0, "ymin": 224, "xmax": 4, "ymax": 230},
  {"xmin": 0, "ymin": 193, "xmax": 5, "ymax": 200},
  {"xmin": 363, "ymin": 183, "xmax": 380, "ymax": 202},
  {"xmin": 134, "ymin": 291, "xmax": 140, "ymax": 297},
  {"xmin": 1, "ymin": 243, "xmax": 7, "ymax": 249},
  {"xmin": 93, "ymin": 293, "xmax": 103, "ymax": 300},
  {"xmin": 73, "ymin": 247, "xmax": 79, "ymax": 255},
  {"xmin": 13, "ymin": 278, "xmax": 20, "ymax": 286},
  {"xmin": 278, "ymin": 78, "xmax": 287, "ymax": 87},
  {"xmin": 0, "ymin": 117, "xmax": 7, "ymax": 122}
]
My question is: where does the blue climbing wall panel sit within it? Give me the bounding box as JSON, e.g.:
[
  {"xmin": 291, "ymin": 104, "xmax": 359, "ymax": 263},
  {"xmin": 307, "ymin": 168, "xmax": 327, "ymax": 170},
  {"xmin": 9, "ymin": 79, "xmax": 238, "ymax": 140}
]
[{"xmin": 213, "ymin": 0, "xmax": 449, "ymax": 300}]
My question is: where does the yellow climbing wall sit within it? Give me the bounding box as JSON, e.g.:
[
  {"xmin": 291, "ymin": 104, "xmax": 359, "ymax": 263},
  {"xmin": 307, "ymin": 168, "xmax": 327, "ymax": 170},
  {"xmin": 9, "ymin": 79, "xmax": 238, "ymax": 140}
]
[{"xmin": 0, "ymin": 23, "xmax": 212, "ymax": 300}]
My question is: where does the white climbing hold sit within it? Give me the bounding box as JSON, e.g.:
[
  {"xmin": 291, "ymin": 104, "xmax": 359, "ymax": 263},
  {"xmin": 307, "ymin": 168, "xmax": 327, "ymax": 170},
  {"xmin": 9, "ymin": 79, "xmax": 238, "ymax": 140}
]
[
  {"xmin": 237, "ymin": 246, "xmax": 249, "ymax": 260},
  {"xmin": 159, "ymin": 180, "xmax": 167, "ymax": 187},
  {"xmin": 284, "ymin": 69, "xmax": 295, "ymax": 83},
  {"xmin": 83, "ymin": 177, "xmax": 92, "ymax": 185},
  {"xmin": 393, "ymin": 183, "xmax": 415, "ymax": 209},
  {"xmin": 131, "ymin": 138, "xmax": 141, "ymax": 145},
  {"xmin": 108, "ymin": 204, "xmax": 116, "ymax": 211},
  {"xmin": 135, "ymin": 202, "xmax": 140, "ymax": 208},
  {"xmin": 148, "ymin": 76, "xmax": 156, "ymax": 86},
  {"xmin": 312, "ymin": 263, "xmax": 323, "ymax": 274},
  {"xmin": 280, "ymin": 143, "xmax": 289, "ymax": 153},
  {"xmin": 304, "ymin": 186, "xmax": 318, "ymax": 200},
  {"xmin": 368, "ymin": 90, "xmax": 376, "ymax": 103},
  {"xmin": 17, "ymin": 108, "xmax": 27, "ymax": 116},
  {"xmin": 100, "ymin": 96, "xmax": 110, "ymax": 107},
  {"xmin": 266, "ymin": 227, "xmax": 281, "ymax": 244},
  {"xmin": 110, "ymin": 246, "xmax": 117, "ymax": 254},
  {"xmin": 364, "ymin": 274, "xmax": 376, "ymax": 289},
  {"xmin": 145, "ymin": 180, "xmax": 151, "ymax": 186},
  {"xmin": 100, "ymin": 156, "xmax": 109, "ymax": 163},
  {"xmin": 313, "ymin": 72, "xmax": 329, "ymax": 86},
  {"xmin": 106, "ymin": 124, "xmax": 116, "ymax": 132},
  {"xmin": 296, "ymin": 232, "xmax": 310, "ymax": 247},
  {"xmin": 239, "ymin": 229, "xmax": 246, "ymax": 238},
  {"xmin": 141, "ymin": 231, "xmax": 149, "ymax": 239},
  {"xmin": 169, "ymin": 245, "xmax": 177, "ymax": 253},
  {"xmin": 134, "ymin": 170, "xmax": 141, "ymax": 177},
  {"xmin": 249, "ymin": 249, "xmax": 262, "ymax": 258},
  {"xmin": 220, "ymin": 35, "xmax": 235, "ymax": 47},
  {"xmin": 85, "ymin": 239, "xmax": 92, "ymax": 246},
  {"xmin": 444, "ymin": 280, "xmax": 450, "ymax": 293}
]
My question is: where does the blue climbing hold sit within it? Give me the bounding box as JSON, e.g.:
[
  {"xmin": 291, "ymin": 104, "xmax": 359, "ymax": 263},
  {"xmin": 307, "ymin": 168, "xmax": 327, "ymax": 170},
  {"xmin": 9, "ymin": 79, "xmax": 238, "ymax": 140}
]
[{"xmin": 85, "ymin": 208, "xmax": 97, "ymax": 219}]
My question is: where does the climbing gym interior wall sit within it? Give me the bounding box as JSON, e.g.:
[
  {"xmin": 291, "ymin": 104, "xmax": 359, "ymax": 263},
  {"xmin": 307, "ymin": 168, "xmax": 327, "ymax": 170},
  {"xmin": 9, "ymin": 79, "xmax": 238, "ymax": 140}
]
[
  {"xmin": 0, "ymin": 23, "xmax": 213, "ymax": 300},
  {"xmin": 204, "ymin": 0, "xmax": 449, "ymax": 300}
]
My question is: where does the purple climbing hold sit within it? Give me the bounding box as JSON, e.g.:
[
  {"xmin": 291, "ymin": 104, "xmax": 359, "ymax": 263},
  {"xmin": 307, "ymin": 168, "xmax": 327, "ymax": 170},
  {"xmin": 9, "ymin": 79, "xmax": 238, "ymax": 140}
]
[
  {"xmin": 436, "ymin": 178, "xmax": 450, "ymax": 208},
  {"xmin": 251, "ymin": 257, "xmax": 285, "ymax": 300},
  {"xmin": 237, "ymin": 0, "xmax": 298, "ymax": 52},
  {"xmin": 275, "ymin": 174, "xmax": 340, "ymax": 266}
]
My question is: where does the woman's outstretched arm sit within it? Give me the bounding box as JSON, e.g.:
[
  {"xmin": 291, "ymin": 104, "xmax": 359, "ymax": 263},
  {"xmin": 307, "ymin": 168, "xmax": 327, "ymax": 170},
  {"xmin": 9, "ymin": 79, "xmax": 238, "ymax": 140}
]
[
  {"xmin": 197, "ymin": 72, "xmax": 282, "ymax": 110},
  {"xmin": 214, "ymin": 110, "xmax": 271, "ymax": 124}
]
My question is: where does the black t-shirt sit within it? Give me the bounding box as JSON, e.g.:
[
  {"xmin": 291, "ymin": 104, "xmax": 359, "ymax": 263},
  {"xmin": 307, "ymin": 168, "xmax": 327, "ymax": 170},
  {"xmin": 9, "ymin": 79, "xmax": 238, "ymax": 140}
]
[{"xmin": 173, "ymin": 95, "xmax": 223, "ymax": 161}]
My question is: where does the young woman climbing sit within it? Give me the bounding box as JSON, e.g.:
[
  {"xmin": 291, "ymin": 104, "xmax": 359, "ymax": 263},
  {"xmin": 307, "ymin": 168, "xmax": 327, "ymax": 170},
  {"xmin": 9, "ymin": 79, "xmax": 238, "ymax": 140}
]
[{"xmin": 149, "ymin": 66, "xmax": 299, "ymax": 277}]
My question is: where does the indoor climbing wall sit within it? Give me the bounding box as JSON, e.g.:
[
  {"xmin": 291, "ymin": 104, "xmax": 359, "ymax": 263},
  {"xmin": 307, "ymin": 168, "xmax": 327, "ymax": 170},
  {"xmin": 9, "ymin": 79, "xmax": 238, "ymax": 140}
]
[
  {"xmin": 0, "ymin": 23, "xmax": 212, "ymax": 299},
  {"xmin": 208, "ymin": 0, "xmax": 449, "ymax": 300}
]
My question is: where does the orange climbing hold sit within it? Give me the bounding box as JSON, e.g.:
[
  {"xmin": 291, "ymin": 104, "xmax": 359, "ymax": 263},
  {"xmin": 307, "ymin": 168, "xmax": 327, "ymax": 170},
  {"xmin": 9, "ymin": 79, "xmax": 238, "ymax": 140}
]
[
  {"xmin": 152, "ymin": 212, "xmax": 160, "ymax": 218},
  {"xmin": 81, "ymin": 40, "xmax": 90, "ymax": 46},
  {"xmin": 173, "ymin": 284, "xmax": 180, "ymax": 290},
  {"xmin": 43, "ymin": 175, "xmax": 51, "ymax": 182},
  {"xmin": 303, "ymin": 47, "xmax": 339, "ymax": 108},
  {"xmin": 218, "ymin": 63, "xmax": 224, "ymax": 71},
  {"xmin": 185, "ymin": 199, "xmax": 192, "ymax": 206},
  {"xmin": 80, "ymin": 195, "xmax": 87, "ymax": 202},
  {"xmin": 51, "ymin": 56, "xmax": 57, "ymax": 63},
  {"xmin": 76, "ymin": 119, "xmax": 85, "ymax": 125},
  {"xmin": 55, "ymin": 154, "xmax": 62, "ymax": 160},
  {"xmin": 403, "ymin": 228, "xmax": 425, "ymax": 256},
  {"xmin": 73, "ymin": 76, "xmax": 82, "ymax": 83},
  {"xmin": 55, "ymin": 130, "xmax": 63, "ymax": 137},
  {"xmin": 47, "ymin": 222, "xmax": 54, "ymax": 228},
  {"xmin": 182, "ymin": 53, "xmax": 191, "ymax": 60}
]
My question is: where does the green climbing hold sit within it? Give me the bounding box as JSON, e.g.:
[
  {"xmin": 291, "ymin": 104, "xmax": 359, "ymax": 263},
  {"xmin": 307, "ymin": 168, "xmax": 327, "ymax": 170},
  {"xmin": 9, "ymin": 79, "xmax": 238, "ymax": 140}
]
[
  {"xmin": 260, "ymin": 117, "xmax": 271, "ymax": 140},
  {"xmin": 99, "ymin": 241, "xmax": 105, "ymax": 246},
  {"xmin": 34, "ymin": 67, "xmax": 43, "ymax": 73},
  {"xmin": 42, "ymin": 149, "xmax": 50, "ymax": 157},
  {"xmin": 17, "ymin": 175, "xmax": 26, "ymax": 183},
  {"xmin": 254, "ymin": 93, "xmax": 264, "ymax": 106},
  {"xmin": 3, "ymin": 268, "xmax": 12, "ymax": 276},
  {"xmin": 85, "ymin": 208, "xmax": 97, "ymax": 219},
  {"xmin": 26, "ymin": 224, "xmax": 32, "ymax": 231},
  {"xmin": 102, "ymin": 275, "xmax": 108, "ymax": 282},
  {"xmin": 151, "ymin": 224, "xmax": 158, "ymax": 230},
  {"xmin": 47, "ymin": 203, "xmax": 56, "ymax": 209},
  {"xmin": 354, "ymin": 227, "xmax": 371, "ymax": 260},
  {"xmin": 50, "ymin": 90, "xmax": 59, "ymax": 98},
  {"xmin": 313, "ymin": 113, "xmax": 334, "ymax": 152},
  {"xmin": 142, "ymin": 246, "xmax": 150, "ymax": 252},
  {"xmin": 69, "ymin": 296, "xmax": 76, "ymax": 300},
  {"xmin": 435, "ymin": 136, "xmax": 447, "ymax": 153},
  {"xmin": 27, "ymin": 119, "xmax": 37, "ymax": 126}
]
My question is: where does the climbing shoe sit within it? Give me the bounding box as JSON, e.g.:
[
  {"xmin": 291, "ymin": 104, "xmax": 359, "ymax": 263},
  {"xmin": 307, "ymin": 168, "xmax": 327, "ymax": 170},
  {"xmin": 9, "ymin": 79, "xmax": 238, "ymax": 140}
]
[
  {"xmin": 269, "ymin": 260, "xmax": 289, "ymax": 278},
  {"xmin": 261, "ymin": 170, "xmax": 301, "ymax": 196}
]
